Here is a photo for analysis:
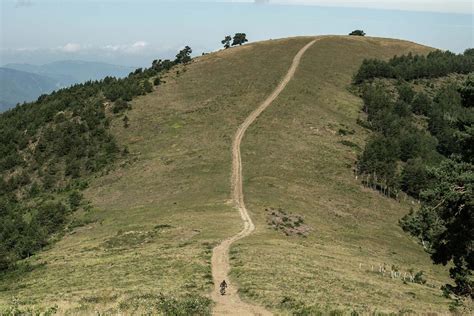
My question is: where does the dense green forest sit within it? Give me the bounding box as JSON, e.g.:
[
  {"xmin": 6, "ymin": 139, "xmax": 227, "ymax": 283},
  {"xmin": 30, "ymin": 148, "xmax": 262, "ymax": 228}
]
[
  {"xmin": 354, "ymin": 49, "xmax": 474, "ymax": 83},
  {"xmin": 354, "ymin": 49, "xmax": 473, "ymax": 298},
  {"xmin": 0, "ymin": 48, "xmax": 192, "ymax": 273}
]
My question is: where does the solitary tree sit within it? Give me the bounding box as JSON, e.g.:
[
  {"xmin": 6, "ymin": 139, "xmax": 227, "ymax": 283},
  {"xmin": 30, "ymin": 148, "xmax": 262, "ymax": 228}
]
[
  {"xmin": 232, "ymin": 33, "xmax": 248, "ymax": 46},
  {"xmin": 175, "ymin": 46, "xmax": 192, "ymax": 64},
  {"xmin": 221, "ymin": 35, "xmax": 232, "ymax": 49},
  {"xmin": 349, "ymin": 30, "xmax": 366, "ymax": 36}
]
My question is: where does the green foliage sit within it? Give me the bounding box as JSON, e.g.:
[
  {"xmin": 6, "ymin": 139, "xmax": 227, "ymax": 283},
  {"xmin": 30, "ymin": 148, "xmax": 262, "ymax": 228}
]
[
  {"xmin": 349, "ymin": 30, "xmax": 365, "ymax": 36},
  {"xmin": 154, "ymin": 293, "xmax": 212, "ymax": 315},
  {"xmin": 69, "ymin": 191, "xmax": 83, "ymax": 210},
  {"xmin": 358, "ymin": 135, "xmax": 399, "ymax": 187},
  {"xmin": 0, "ymin": 48, "xmax": 186, "ymax": 273},
  {"xmin": 0, "ymin": 299, "xmax": 58, "ymax": 316},
  {"xmin": 357, "ymin": 76, "xmax": 472, "ymax": 196},
  {"xmin": 0, "ymin": 197, "xmax": 66, "ymax": 268},
  {"xmin": 355, "ymin": 52, "xmax": 473, "ymax": 297},
  {"xmin": 401, "ymin": 158, "xmax": 430, "ymax": 197},
  {"xmin": 175, "ymin": 46, "xmax": 192, "ymax": 64},
  {"xmin": 413, "ymin": 271, "xmax": 427, "ymax": 284},
  {"xmin": 411, "ymin": 91, "xmax": 431, "ymax": 115},
  {"xmin": 113, "ymin": 99, "xmax": 130, "ymax": 113},
  {"xmin": 143, "ymin": 80, "xmax": 153, "ymax": 93},
  {"xmin": 232, "ymin": 33, "xmax": 248, "ymax": 46},
  {"xmin": 459, "ymin": 75, "xmax": 474, "ymax": 107},
  {"xmin": 354, "ymin": 49, "xmax": 474, "ymax": 83},
  {"xmin": 397, "ymin": 82, "xmax": 415, "ymax": 104},
  {"xmin": 400, "ymin": 159, "xmax": 473, "ymax": 297},
  {"xmin": 221, "ymin": 35, "xmax": 232, "ymax": 49},
  {"xmin": 428, "ymin": 84, "xmax": 466, "ymax": 157}
]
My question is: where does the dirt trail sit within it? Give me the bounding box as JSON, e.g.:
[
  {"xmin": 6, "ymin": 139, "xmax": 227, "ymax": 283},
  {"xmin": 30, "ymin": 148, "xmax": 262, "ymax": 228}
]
[{"xmin": 211, "ymin": 38, "xmax": 318, "ymax": 315}]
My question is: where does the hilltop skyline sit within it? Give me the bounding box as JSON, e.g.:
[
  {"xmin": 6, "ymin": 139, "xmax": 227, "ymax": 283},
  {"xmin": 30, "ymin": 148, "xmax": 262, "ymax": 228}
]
[{"xmin": 1, "ymin": 0, "xmax": 472, "ymax": 67}]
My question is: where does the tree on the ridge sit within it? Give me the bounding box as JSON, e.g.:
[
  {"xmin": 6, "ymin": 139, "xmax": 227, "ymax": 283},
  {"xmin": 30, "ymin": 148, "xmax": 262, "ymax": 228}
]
[
  {"xmin": 175, "ymin": 46, "xmax": 192, "ymax": 64},
  {"xmin": 221, "ymin": 35, "xmax": 232, "ymax": 49},
  {"xmin": 232, "ymin": 33, "xmax": 248, "ymax": 46},
  {"xmin": 349, "ymin": 30, "xmax": 366, "ymax": 36}
]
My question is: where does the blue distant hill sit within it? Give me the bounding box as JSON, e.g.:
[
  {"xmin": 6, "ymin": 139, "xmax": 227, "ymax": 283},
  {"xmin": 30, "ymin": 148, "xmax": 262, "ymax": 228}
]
[
  {"xmin": 0, "ymin": 60, "xmax": 135, "ymax": 112},
  {"xmin": 0, "ymin": 67, "xmax": 58, "ymax": 112}
]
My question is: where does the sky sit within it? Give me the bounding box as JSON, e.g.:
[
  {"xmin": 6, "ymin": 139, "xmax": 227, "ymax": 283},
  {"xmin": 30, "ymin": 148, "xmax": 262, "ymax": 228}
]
[{"xmin": 1, "ymin": 0, "xmax": 473, "ymax": 67}]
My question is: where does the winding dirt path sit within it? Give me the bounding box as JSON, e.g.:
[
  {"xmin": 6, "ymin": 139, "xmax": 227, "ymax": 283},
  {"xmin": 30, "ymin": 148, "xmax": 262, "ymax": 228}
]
[{"xmin": 211, "ymin": 39, "xmax": 318, "ymax": 315}]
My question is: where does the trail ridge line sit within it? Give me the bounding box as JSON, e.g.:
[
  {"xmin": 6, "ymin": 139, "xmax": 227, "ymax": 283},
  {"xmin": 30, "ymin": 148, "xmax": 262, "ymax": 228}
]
[{"xmin": 211, "ymin": 38, "xmax": 318, "ymax": 315}]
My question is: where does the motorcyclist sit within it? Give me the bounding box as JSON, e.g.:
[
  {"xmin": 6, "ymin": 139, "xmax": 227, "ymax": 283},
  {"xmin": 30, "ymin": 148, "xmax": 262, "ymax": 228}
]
[{"xmin": 220, "ymin": 280, "xmax": 228, "ymax": 295}]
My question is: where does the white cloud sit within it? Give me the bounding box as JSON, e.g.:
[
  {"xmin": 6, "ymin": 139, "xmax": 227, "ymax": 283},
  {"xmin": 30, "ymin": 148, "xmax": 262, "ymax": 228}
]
[
  {"xmin": 4, "ymin": 41, "xmax": 151, "ymax": 56},
  {"xmin": 103, "ymin": 41, "xmax": 149, "ymax": 54},
  {"xmin": 58, "ymin": 43, "xmax": 81, "ymax": 53},
  {"xmin": 131, "ymin": 41, "xmax": 148, "ymax": 48},
  {"xmin": 103, "ymin": 44, "xmax": 121, "ymax": 52},
  {"xmin": 128, "ymin": 41, "xmax": 149, "ymax": 53}
]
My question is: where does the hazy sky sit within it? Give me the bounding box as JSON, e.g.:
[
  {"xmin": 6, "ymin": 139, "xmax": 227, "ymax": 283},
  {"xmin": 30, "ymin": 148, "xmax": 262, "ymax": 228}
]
[
  {"xmin": 1, "ymin": 0, "xmax": 473, "ymax": 67},
  {"xmin": 252, "ymin": 0, "xmax": 472, "ymax": 14}
]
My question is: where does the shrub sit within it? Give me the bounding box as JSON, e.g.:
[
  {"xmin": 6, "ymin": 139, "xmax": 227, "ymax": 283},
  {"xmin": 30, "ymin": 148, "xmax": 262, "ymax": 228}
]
[
  {"xmin": 69, "ymin": 191, "xmax": 83, "ymax": 210},
  {"xmin": 112, "ymin": 99, "xmax": 130, "ymax": 114},
  {"xmin": 349, "ymin": 30, "xmax": 365, "ymax": 36},
  {"xmin": 414, "ymin": 271, "xmax": 427, "ymax": 284}
]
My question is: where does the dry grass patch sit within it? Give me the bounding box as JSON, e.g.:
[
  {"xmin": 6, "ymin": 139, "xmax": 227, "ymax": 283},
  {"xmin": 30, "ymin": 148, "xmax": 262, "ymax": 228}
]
[{"xmin": 266, "ymin": 207, "xmax": 311, "ymax": 237}]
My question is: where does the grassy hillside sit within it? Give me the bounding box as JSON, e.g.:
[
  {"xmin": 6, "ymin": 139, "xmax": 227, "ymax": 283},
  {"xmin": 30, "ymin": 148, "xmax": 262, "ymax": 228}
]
[
  {"xmin": 0, "ymin": 36, "xmax": 453, "ymax": 314},
  {"xmin": 233, "ymin": 37, "xmax": 452, "ymax": 313}
]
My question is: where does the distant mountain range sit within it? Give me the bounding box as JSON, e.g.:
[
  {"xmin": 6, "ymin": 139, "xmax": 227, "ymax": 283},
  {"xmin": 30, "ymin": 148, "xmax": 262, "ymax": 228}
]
[
  {"xmin": 0, "ymin": 60, "xmax": 135, "ymax": 112},
  {"xmin": 0, "ymin": 68, "xmax": 57, "ymax": 112}
]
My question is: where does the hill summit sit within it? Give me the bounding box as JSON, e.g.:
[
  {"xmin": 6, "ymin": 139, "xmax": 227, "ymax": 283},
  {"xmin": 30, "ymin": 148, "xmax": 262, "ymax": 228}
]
[{"xmin": 1, "ymin": 35, "xmax": 471, "ymax": 314}]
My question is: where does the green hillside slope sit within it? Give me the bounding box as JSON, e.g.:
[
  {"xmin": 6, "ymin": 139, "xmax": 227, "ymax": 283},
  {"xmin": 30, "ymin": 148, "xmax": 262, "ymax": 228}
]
[{"xmin": 0, "ymin": 36, "xmax": 455, "ymax": 314}]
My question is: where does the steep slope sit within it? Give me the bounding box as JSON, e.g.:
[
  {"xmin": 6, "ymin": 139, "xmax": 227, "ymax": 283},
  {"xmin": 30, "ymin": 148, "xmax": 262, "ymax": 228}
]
[{"xmin": 0, "ymin": 36, "xmax": 451, "ymax": 314}]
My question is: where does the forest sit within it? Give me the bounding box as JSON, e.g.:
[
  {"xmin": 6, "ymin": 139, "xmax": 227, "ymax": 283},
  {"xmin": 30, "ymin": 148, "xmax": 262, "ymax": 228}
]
[
  {"xmin": 354, "ymin": 49, "xmax": 474, "ymax": 83},
  {"xmin": 0, "ymin": 48, "xmax": 192, "ymax": 273},
  {"xmin": 354, "ymin": 49, "xmax": 473, "ymax": 298}
]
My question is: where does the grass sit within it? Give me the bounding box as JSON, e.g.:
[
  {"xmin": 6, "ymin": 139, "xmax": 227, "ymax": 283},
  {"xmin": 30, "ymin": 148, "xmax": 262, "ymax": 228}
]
[
  {"xmin": 0, "ymin": 36, "xmax": 453, "ymax": 314},
  {"xmin": 233, "ymin": 36, "xmax": 451, "ymax": 314}
]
